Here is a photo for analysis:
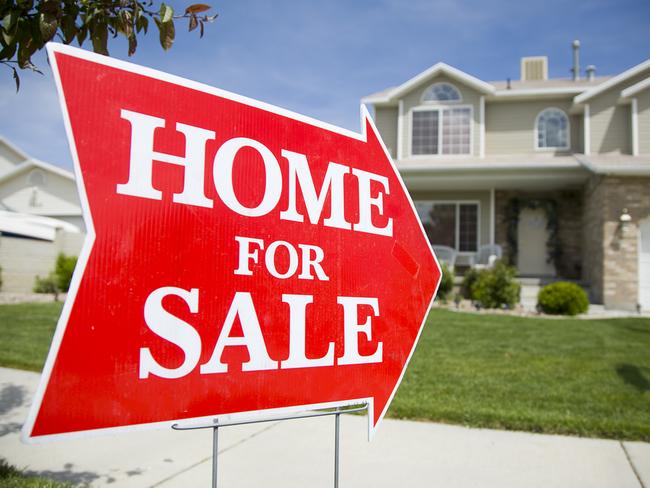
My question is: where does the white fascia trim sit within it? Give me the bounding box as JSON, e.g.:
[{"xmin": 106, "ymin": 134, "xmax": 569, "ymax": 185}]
[
  {"xmin": 632, "ymin": 98, "xmax": 639, "ymax": 156},
  {"xmin": 0, "ymin": 158, "xmax": 75, "ymax": 185},
  {"xmin": 478, "ymin": 95, "xmax": 485, "ymax": 158},
  {"xmin": 361, "ymin": 95, "xmax": 396, "ymax": 105},
  {"xmin": 574, "ymin": 58, "xmax": 650, "ymax": 104},
  {"xmin": 493, "ymin": 86, "xmax": 586, "ymax": 98},
  {"xmin": 621, "ymin": 76, "xmax": 650, "ymax": 99},
  {"xmin": 377, "ymin": 63, "xmax": 495, "ymax": 103},
  {"xmin": 0, "ymin": 135, "xmax": 30, "ymax": 161},
  {"xmin": 397, "ymin": 161, "xmax": 582, "ymax": 172}
]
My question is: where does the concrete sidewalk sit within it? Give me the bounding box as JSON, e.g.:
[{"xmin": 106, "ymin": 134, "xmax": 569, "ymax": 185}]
[{"xmin": 1, "ymin": 367, "xmax": 648, "ymax": 487}]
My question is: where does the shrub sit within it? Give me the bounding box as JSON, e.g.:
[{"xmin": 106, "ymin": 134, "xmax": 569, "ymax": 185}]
[
  {"xmin": 471, "ymin": 260, "xmax": 520, "ymax": 309},
  {"xmin": 34, "ymin": 273, "xmax": 60, "ymax": 301},
  {"xmin": 436, "ymin": 262, "xmax": 454, "ymax": 302},
  {"xmin": 537, "ymin": 281, "xmax": 589, "ymax": 316},
  {"xmin": 54, "ymin": 253, "xmax": 77, "ymax": 292},
  {"xmin": 461, "ymin": 267, "xmax": 481, "ymax": 299}
]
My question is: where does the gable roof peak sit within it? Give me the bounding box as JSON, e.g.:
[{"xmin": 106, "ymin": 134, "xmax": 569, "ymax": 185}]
[{"xmin": 362, "ymin": 61, "xmax": 495, "ymax": 104}]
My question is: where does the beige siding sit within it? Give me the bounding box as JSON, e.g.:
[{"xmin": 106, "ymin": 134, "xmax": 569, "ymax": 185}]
[
  {"xmin": 409, "ymin": 190, "xmax": 491, "ymax": 248},
  {"xmin": 588, "ymin": 70, "xmax": 650, "ymax": 154},
  {"xmin": 399, "ymin": 74, "xmax": 481, "ymax": 159},
  {"xmin": 637, "ymin": 88, "xmax": 650, "ymax": 154},
  {"xmin": 0, "ymin": 230, "xmax": 84, "ymax": 293},
  {"xmin": 374, "ymin": 106, "xmax": 398, "ymax": 159},
  {"xmin": 485, "ymin": 99, "xmax": 577, "ymax": 154}
]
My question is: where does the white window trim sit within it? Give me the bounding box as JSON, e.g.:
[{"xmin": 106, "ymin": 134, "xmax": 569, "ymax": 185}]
[
  {"xmin": 420, "ymin": 82, "xmax": 463, "ymax": 104},
  {"xmin": 534, "ymin": 107, "xmax": 570, "ymax": 151},
  {"xmin": 631, "ymin": 98, "xmax": 639, "ymax": 156},
  {"xmin": 416, "ymin": 200, "xmax": 481, "ymax": 254},
  {"xmin": 409, "ymin": 104, "xmax": 474, "ymax": 158}
]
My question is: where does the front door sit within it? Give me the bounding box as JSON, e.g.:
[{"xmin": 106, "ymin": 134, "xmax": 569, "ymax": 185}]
[
  {"xmin": 640, "ymin": 217, "xmax": 650, "ymax": 311},
  {"xmin": 517, "ymin": 208, "xmax": 555, "ymax": 276}
]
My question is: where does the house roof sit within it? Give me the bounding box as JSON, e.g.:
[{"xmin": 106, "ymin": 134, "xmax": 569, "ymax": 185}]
[
  {"xmin": 620, "ymin": 76, "xmax": 650, "ymax": 99},
  {"xmin": 362, "ymin": 62, "xmax": 496, "ymax": 104},
  {"xmin": 574, "ymin": 153, "xmax": 650, "ymax": 175},
  {"xmin": 0, "ymin": 210, "xmax": 81, "ymax": 241},
  {"xmin": 0, "ymin": 135, "xmax": 29, "ymax": 163},
  {"xmin": 0, "ymin": 158, "xmax": 75, "ymax": 186},
  {"xmin": 574, "ymin": 58, "xmax": 650, "ymax": 104}
]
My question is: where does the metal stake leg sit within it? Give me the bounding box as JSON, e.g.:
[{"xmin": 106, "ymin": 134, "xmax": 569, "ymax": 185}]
[
  {"xmin": 334, "ymin": 412, "xmax": 340, "ymax": 488},
  {"xmin": 212, "ymin": 424, "xmax": 219, "ymax": 488}
]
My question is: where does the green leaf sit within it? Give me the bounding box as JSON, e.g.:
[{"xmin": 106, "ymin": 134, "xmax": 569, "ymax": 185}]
[
  {"xmin": 2, "ymin": 11, "xmax": 18, "ymax": 31},
  {"xmin": 0, "ymin": 41, "xmax": 18, "ymax": 62},
  {"xmin": 188, "ymin": 14, "xmax": 197, "ymax": 32},
  {"xmin": 136, "ymin": 14, "xmax": 148, "ymax": 34},
  {"xmin": 76, "ymin": 25, "xmax": 88, "ymax": 45},
  {"xmin": 12, "ymin": 66, "xmax": 20, "ymax": 92},
  {"xmin": 38, "ymin": 12, "xmax": 58, "ymax": 42},
  {"xmin": 128, "ymin": 33, "xmax": 136, "ymax": 56},
  {"xmin": 119, "ymin": 10, "xmax": 133, "ymax": 37},
  {"xmin": 61, "ymin": 14, "xmax": 77, "ymax": 44},
  {"xmin": 158, "ymin": 18, "xmax": 174, "ymax": 50},
  {"xmin": 91, "ymin": 20, "xmax": 108, "ymax": 55},
  {"xmin": 159, "ymin": 3, "xmax": 173, "ymax": 23}
]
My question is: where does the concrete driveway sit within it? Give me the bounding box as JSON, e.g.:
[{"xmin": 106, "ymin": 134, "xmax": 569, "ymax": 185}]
[{"xmin": 1, "ymin": 367, "xmax": 648, "ymax": 487}]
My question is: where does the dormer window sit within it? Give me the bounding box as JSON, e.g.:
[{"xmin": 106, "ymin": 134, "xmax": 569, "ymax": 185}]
[
  {"xmin": 536, "ymin": 108, "xmax": 569, "ymax": 150},
  {"xmin": 422, "ymin": 82, "xmax": 461, "ymax": 103}
]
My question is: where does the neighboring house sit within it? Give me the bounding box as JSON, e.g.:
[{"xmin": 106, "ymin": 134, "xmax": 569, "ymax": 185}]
[
  {"xmin": 362, "ymin": 48, "xmax": 650, "ymax": 311},
  {"xmin": 0, "ymin": 136, "xmax": 84, "ymax": 292}
]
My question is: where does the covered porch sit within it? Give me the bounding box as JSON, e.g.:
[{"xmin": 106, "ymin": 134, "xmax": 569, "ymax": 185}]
[{"xmin": 399, "ymin": 155, "xmax": 591, "ymax": 284}]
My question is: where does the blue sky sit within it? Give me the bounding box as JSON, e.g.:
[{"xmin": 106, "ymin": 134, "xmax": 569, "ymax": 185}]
[{"xmin": 1, "ymin": 0, "xmax": 649, "ymax": 170}]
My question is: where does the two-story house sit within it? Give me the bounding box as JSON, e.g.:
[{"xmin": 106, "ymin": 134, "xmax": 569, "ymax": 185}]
[
  {"xmin": 362, "ymin": 48, "xmax": 650, "ymax": 311},
  {"xmin": 0, "ymin": 136, "xmax": 84, "ymax": 292}
]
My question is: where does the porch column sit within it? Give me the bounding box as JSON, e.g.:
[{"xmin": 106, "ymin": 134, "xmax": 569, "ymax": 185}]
[{"xmin": 490, "ymin": 187, "xmax": 495, "ymax": 245}]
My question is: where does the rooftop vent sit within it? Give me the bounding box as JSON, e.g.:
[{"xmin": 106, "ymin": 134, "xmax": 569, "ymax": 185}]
[{"xmin": 521, "ymin": 56, "xmax": 548, "ymax": 81}]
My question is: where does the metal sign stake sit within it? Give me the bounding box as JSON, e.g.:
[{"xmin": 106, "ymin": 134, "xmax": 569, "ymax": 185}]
[
  {"xmin": 212, "ymin": 420, "xmax": 219, "ymax": 488},
  {"xmin": 172, "ymin": 404, "xmax": 366, "ymax": 488}
]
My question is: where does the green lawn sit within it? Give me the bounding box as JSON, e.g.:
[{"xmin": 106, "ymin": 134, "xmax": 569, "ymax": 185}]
[
  {"xmin": 1, "ymin": 303, "xmax": 649, "ymax": 441},
  {"xmin": 0, "ymin": 459, "xmax": 71, "ymax": 487},
  {"xmin": 0, "ymin": 302, "xmax": 63, "ymax": 371},
  {"xmin": 391, "ymin": 309, "xmax": 650, "ymax": 441}
]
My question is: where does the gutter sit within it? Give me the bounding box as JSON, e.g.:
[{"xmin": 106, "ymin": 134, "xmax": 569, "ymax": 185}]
[{"xmin": 573, "ymin": 154, "xmax": 650, "ymax": 176}]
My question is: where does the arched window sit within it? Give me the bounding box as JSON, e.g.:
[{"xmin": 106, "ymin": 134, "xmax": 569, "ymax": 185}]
[
  {"xmin": 422, "ymin": 82, "xmax": 461, "ymax": 103},
  {"xmin": 536, "ymin": 108, "xmax": 569, "ymax": 149}
]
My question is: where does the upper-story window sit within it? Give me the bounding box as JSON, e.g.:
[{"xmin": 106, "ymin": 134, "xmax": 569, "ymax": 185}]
[
  {"xmin": 536, "ymin": 108, "xmax": 569, "ymax": 150},
  {"xmin": 422, "ymin": 82, "xmax": 462, "ymax": 103},
  {"xmin": 412, "ymin": 107, "xmax": 472, "ymax": 155}
]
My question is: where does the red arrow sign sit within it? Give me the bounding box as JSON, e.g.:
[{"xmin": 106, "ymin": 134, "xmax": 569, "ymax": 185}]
[{"xmin": 23, "ymin": 43, "xmax": 441, "ymax": 442}]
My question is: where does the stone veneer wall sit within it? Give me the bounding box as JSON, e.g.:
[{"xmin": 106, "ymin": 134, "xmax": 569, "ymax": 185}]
[
  {"xmin": 494, "ymin": 189, "xmax": 584, "ymax": 280},
  {"xmin": 583, "ymin": 176, "xmax": 650, "ymax": 310}
]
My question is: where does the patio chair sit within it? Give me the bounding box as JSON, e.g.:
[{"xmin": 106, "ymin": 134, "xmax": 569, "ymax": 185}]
[
  {"xmin": 431, "ymin": 245, "xmax": 458, "ymax": 270},
  {"xmin": 469, "ymin": 244, "xmax": 503, "ymax": 270}
]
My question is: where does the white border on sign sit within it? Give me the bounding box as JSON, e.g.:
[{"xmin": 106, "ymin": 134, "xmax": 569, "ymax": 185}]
[{"xmin": 21, "ymin": 42, "xmax": 441, "ymax": 444}]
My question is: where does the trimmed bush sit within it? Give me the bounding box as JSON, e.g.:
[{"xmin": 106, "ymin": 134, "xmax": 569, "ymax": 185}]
[
  {"xmin": 537, "ymin": 281, "xmax": 589, "ymax": 316},
  {"xmin": 471, "ymin": 260, "xmax": 520, "ymax": 309},
  {"xmin": 436, "ymin": 262, "xmax": 454, "ymax": 302},
  {"xmin": 54, "ymin": 253, "xmax": 77, "ymax": 292},
  {"xmin": 461, "ymin": 267, "xmax": 481, "ymax": 299},
  {"xmin": 33, "ymin": 274, "xmax": 60, "ymax": 301}
]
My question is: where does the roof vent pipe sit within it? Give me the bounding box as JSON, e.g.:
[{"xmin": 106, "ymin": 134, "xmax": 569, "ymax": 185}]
[
  {"xmin": 571, "ymin": 40, "xmax": 580, "ymax": 81},
  {"xmin": 585, "ymin": 65, "xmax": 596, "ymax": 81}
]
